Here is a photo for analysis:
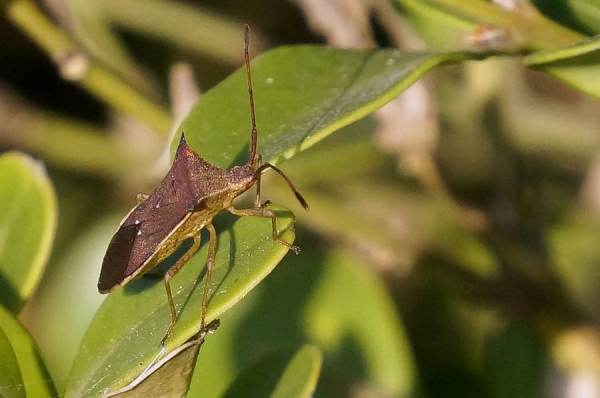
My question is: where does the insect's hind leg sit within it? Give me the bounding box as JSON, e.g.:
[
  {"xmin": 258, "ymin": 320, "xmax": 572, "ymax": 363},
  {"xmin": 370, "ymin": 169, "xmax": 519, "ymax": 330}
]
[
  {"xmin": 227, "ymin": 206, "xmax": 299, "ymax": 254},
  {"xmin": 161, "ymin": 234, "xmax": 201, "ymax": 347}
]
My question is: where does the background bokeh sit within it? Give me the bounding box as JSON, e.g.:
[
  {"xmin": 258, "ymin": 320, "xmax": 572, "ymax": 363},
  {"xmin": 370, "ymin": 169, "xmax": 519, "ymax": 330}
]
[{"xmin": 3, "ymin": 0, "xmax": 600, "ymax": 397}]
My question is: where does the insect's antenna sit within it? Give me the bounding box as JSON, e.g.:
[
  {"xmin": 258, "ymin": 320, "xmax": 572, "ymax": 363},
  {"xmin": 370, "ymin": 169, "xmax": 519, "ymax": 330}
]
[
  {"xmin": 244, "ymin": 24, "xmax": 258, "ymax": 165},
  {"xmin": 256, "ymin": 163, "xmax": 309, "ymax": 210}
]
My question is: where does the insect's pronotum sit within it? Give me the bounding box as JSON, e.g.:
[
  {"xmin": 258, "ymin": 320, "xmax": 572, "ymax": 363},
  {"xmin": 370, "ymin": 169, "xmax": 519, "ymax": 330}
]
[{"xmin": 97, "ymin": 24, "xmax": 308, "ymax": 346}]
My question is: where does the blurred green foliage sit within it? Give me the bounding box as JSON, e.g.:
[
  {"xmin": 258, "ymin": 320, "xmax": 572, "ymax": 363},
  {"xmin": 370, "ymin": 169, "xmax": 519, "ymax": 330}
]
[
  {"xmin": 0, "ymin": 153, "xmax": 56, "ymax": 313},
  {"xmin": 223, "ymin": 345, "xmax": 322, "ymax": 398},
  {"xmin": 0, "ymin": 327, "xmax": 25, "ymax": 398},
  {"xmin": 0, "ymin": 305, "xmax": 54, "ymax": 397},
  {"xmin": 2, "ymin": 0, "xmax": 600, "ymax": 397}
]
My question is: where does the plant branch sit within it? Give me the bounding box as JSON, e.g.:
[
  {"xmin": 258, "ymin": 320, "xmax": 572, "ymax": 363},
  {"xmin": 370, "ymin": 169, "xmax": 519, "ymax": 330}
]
[
  {"xmin": 431, "ymin": 0, "xmax": 585, "ymax": 49},
  {"xmin": 99, "ymin": 0, "xmax": 267, "ymax": 65},
  {"xmin": 6, "ymin": 0, "xmax": 171, "ymax": 134}
]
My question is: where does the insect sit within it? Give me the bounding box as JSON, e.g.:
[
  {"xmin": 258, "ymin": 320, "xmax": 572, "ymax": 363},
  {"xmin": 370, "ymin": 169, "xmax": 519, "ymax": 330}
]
[{"xmin": 97, "ymin": 24, "xmax": 308, "ymax": 346}]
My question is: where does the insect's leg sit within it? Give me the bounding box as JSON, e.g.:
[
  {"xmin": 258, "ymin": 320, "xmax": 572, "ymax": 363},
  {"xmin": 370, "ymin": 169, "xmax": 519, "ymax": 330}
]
[
  {"xmin": 161, "ymin": 234, "xmax": 201, "ymax": 347},
  {"xmin": 255, "ymin": 162, "xmax": 309, "ymax": 210},
  {"xmin": 200, "ymin": 223, "xmax": 217, "ymax": 332},
  {"xmin": 136, "ymin": 193, "xmax": 149, "ymax": 204},
  {"xmin": 227, "ymin": 206, "xmax": 299, "ymax": 254},
  {"xmin": 254, "ymin": 154, "xmax": 263, "ymax": 208}
]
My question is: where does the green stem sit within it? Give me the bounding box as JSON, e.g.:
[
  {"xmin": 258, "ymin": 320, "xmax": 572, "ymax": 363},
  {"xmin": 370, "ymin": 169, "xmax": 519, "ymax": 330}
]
[
  {"xmin": 6, "ymin": 0, "xmax": 171, "ymax": 134},
  {"xmin": 3, "ymin": 110, "xmax": 153, "ymax": 178},
  {"xmin": 99, "ymin": 0, "xmax": 267, "ymax": 65},
  {"xmin": 431, "ymin": 0, "xmax": 585, "ymax": 49}
]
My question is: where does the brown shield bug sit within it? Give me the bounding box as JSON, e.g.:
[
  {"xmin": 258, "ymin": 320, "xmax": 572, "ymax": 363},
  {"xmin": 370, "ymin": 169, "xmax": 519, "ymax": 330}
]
[{"xmin": 98, "ymin": 25, "xmax": 308, "ymax": 346}]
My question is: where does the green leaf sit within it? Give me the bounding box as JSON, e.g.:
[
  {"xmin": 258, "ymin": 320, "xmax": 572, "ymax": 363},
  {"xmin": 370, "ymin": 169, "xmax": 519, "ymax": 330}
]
[
  {"xmin": 20, "ymin": 215, "xmax": 122, "ymax": 391},
  {"xmin": 0, "ymin": 326, "xmax": 25, "ymax": 398},
  {"xmin": 116, "ymin": 343, "xmax": 200, "ymax": 398},
  {"xmin": 270, "ymin": 345, "xmax": 322, "ymax": 398},
  {"xmin": 0, "ymin": 152, "xmax": 56, "ymax": 313},
  {"xmin": 549, "ymin": 212, "xmax": 600, "ymax": 318},
  {"xmin": 0, "ymin": 305, "xmax": 54, "ymax": 397},
  {"xmin": 301, "ymin": 251, "xmax": 415, "ymax": 394},
  {"xmin": 99, "ymin": 0, "xmax": 253, "ymax": 66},
  {"xmin": 533, "ymin": 0, "xmax": 600, "ymax": 35},
  {"xmin": 66, "ymin": 0, "xmax": 156, "ymax": 97},
  {"xmin": 67, "ymin": 44, "xmax": 474, "ymax": 397},
  {"xmin": 483, "ymin": 322, "xmax": 547, "ymax": 398},
  {"xmin": 524, "ymin": 35, "xmax": 600, "ymax": 98},
  {"xmin": 64, "ymin": 209, "xmax": 295, "ymax": 398},
  {"xmin": 189, "ymin": 248, "xmax": 415, "ymax": 397},
  {"xmin": 394, "ymin": 0, "xmax": 477, "ymax": 50},
  {"xmin": 394, "ymin": 0, "xmax": 584, "ymax": 50},
  {"xmin": 105, "ymin": 326, "xmax": 218, "ymax": 398},
  {"xmin": 223, "ymin": 345, "xmax": 322, "ymax": 398},
  {"xmin": 177, "ymin": 45, "xmax": 488, "ymax": 168}
]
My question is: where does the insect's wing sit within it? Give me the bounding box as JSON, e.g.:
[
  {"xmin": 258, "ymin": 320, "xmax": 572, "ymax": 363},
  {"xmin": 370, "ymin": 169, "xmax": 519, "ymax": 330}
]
[
  {"xmin": 98, "ymin": 224, "xmax": 139, "ymax": 292},
  {"xmin": 98, "ymin": 136, "xmax": 218, "ymax": 293}
]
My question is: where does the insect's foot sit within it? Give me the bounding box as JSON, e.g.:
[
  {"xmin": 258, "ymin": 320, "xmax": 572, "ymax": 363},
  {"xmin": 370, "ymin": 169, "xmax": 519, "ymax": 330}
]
[
  {"xmin": 260, "ymin": 200, "xmax": 271, "ymax": 208},
  {"xmin": 160, "ymin": 330, "xmax": 171, "ymax": 347},
  {"xmin": 275, "ymin": 238, "xmax": 300, "ymax": 254},
  {"xmin": 204, "ymin": 319, "xmax": 221, "ymax": 335}
]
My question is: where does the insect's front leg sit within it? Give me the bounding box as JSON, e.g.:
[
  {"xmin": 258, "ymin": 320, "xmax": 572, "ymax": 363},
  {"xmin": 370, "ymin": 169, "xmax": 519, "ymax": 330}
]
[
  {"xmin": 161, "ymin": 234, "xmax": 201, "ymax": 347},
  {"xmin": 200, "ymin": 223, "xmax": 217, "ymax": 332},
  {"xmin": 253, "ymin": 154, "xmax": 264, "ymax": 208},
  {"xmin": 227, "ymin": 206, "xmax": 299, "ymax": 254}
]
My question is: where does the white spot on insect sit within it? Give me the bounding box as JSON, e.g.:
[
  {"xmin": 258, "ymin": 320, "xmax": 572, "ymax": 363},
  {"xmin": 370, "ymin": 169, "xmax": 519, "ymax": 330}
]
[
  {"xmin": 137, "ymin": 231, "xmax": 142, "ymax": 236},
  {"xmin": 266, "ymin": 77, "xmax": 274, "ymax": 84},
  {"xmin": 155, "ymin": 204, "xmax": 160, "ymax": 208},
  {"xmin": 134, "ymin": 220, "xmax": 140, "ymax": 225}
]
